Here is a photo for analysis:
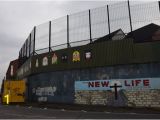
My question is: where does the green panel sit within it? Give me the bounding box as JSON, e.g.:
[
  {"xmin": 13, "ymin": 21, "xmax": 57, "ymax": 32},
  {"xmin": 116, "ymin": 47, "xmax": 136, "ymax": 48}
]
[
  {"xmin": 92, "ymin": 38, "xmax": 134, "ymax": 67},
  {"xmin": 31, "ymin": 38, "xmax": 134, "ymax": 75},
  {"xmin": 133, "ymin": 41, "xmax": 160, "ymax": 63},
  {"xmin": 17, "ymin": 39, "xmax": 160, "ymax": 78}
]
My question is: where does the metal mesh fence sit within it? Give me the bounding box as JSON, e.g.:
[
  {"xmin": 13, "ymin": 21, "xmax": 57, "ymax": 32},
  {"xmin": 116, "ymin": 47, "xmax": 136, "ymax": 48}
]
[
  {"xmin": 51, "ymin": 16, "xmax": 67, "ymax": 48},
  {"xmin": 35, "ymin": 22, "xmax": 49, "ymax": 51},
  {"xmin": 90, "ymin": 6, "xmax": 109, "ymax": 40},
  {"xmin": 130, "ymin": 1, "xmax": 160, "ymax": 30},
  {"xmin": 19, "ymin": 1, "xmax": 160, "ymax": 61},
  {"xmin": 109, "ymin": 1, "xmax": 131, "ymax": 34},
  {"xmin": 69, "ymin": 10, "xmax": 90, "ymax": 44}
]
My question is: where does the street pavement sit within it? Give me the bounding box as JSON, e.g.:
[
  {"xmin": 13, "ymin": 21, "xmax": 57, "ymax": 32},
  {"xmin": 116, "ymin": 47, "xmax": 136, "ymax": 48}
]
[{"xmin": 0, "ymin": 105, "xmax": 159, "ymax": 119}]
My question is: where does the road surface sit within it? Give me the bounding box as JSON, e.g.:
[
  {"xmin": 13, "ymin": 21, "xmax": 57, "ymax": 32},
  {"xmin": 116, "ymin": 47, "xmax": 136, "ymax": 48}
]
[{"xmin": 0, "ymin": 105, "xmax": 159, "ymax": 119}]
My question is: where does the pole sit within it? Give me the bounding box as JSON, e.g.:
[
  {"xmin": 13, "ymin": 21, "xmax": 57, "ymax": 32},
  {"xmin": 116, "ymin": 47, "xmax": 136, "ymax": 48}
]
[
  {"xmin": 158, "ymin": 1, "xmax": 160, "ymax": 13},
  {"xmin": 67, "ymin": 15, "xmax": 70, "ymax": 48},
  {"xmin": 89, "ymin": 9, "xmax": 92, "ymax": 43},
  {"xmin": 49, "ymin": 21, "xmax": 51, "ymax": 53},
  {"xmin": 128, "ymin": 0, "xmax": 133, "ymax": 32},
  {"xmin": 33, "ymin": 26, "xmax": 36, "ymax": 56},
  {"xmin": 107, "ymin": 5, "xmax": 111, "ymax": 39},
  {"xmin": 29, "ymin": 34, "xmax": 31, "ymax": 57},
  {"xmin": 26, "ymin": 39, "xmax": 28, "ymax": 58}
]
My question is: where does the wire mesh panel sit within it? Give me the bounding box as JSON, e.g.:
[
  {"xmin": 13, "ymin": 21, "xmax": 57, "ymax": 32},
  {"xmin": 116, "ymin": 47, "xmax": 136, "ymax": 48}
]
[
  {"xmin": 51, "ymin": 16, "xmax": 67, "ymax": 50},
  {"xmin": 35, "ymin": 22, "xmax": 49, "ymax": 52},
  {"xmin": 130, "ymin": 1, "xmax": 160, "ymax": 30},
  {"xmin": 69, "ymin": 39, "xmax": 90, "ymax": 48},
  {"xmin": 109, "ymin": 1, "xmax": 131, "ymax": 34},
  {"xmin": 35, "ymin": 47, "xmax": 49, "ymax": 54},
  {"xmin": 51, "ymin": 43, "xmax": 68, "ymax": 51},
  {"xmin": 69, "ymin": 10, "xmax": 90, "ymax": 46},
  {"xmin": 90, "ymin": 6, "xmax": 109, "ymax": 40}
]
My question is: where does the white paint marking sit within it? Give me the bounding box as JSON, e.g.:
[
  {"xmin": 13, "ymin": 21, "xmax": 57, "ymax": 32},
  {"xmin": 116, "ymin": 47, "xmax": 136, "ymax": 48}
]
[
  {"xmin": 28, "ymin": 106, "xmax": 32, "ymax": 109},
  {"xmin": 129, "ymin": 112, "xmax": 137, "ymax": 114},
  {"xmin": 105, "ymin": 111, "xmax": 111, "ymax": 114},
  {"xmin": 81, "ymin": 110, "xmax": 87, "ymax": 112},
  {"xmin": 61, "ymin": 109, "xmax": 65, "ymax": 111}
]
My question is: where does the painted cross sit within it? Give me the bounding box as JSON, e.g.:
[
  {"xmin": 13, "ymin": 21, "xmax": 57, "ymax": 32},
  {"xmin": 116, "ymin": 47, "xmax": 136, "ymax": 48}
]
[{"xmin": 110, "ymin": 83, "xmax": 122, "ymax": 100}]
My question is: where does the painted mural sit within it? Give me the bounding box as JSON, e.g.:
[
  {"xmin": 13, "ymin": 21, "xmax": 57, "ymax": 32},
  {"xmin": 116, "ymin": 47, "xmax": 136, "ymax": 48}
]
[
  {"xmin": 52, "ymin": 53, "xmax": 58, "ymax": 64},
  {"xmin": 28, "ymin": 71, "xmax": 75, "ymax": 103},
  {"xmin": 3, "ymin": 80, "xmax": 26, "ymax": 103},
  {"xmin": 75, "ymin": 78, "xmax": 160, "ymax": 107},
  {"xmin": 85, "ymin": 51, "xmax": 92, "ymax": 60},
  {"xmin": 42, "ymin": 57, "xmax": 48, "ymax": 66},
  {"xmin": 32, "ymin": 86, "xmax": 57, "ymax": 102},
  {"xmin": 28, "ymin": 63, "xmax": 160, "ymax": 107},
  {"xmin": 35, "ymin": 59, "xmax": 39, "ymax": 68},
  {"xmin": 73, "ymin": 51, "xmax": 80, "ymax": 62}
]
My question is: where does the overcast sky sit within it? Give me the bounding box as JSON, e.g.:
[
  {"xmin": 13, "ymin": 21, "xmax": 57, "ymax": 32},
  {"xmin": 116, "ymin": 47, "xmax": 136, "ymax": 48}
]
[{"xmin": 0, "ymin": 0, "xmax": 158, "ymax": 86}]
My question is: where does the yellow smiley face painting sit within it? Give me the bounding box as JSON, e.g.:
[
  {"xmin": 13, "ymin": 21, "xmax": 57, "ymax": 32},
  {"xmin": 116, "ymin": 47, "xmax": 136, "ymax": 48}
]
[{"xmin": 73, "ymin": 51, "xmax": 80, "ymax": 62}]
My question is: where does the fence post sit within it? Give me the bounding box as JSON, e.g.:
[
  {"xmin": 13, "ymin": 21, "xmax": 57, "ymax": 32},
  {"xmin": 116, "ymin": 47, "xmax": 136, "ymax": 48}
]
[
  {"xmin": 128, "ymin": 0, "xmax": 133, "ymax": 32},
  {"xmin": 49, "ymin": 21, "xmax": 51, "ymax": 53},
  {"xmin": 158, "ymin": 1, "xmax": 160, "ymax": 13},
  {"xmin": 67, "ymin": 15, "xmax": 70, "ymax": 48},
  {"xmin": 33, "ymin": 26, "xmax": 36, "ymax": 56},
  {"xmin": 26, "ymin": 39, "xmax": 28, "ymax": 58},
  {"xmin": 29, "ymin": 33, "xmax": 31, "ymax": 57},
  {"xmin": 22, "ymin": 44, "xmax": 24, "ymax": 58},
  {"xmin": 107, "ymin": 5, "xmax": 111, "ymax": 39},
  {"xmin": 18, "ymin": 51, "xmax": 20, "ymax": 59},
  {"xmin": 89, "ymin": 9, "xmax": 92, "ymax": 43}
]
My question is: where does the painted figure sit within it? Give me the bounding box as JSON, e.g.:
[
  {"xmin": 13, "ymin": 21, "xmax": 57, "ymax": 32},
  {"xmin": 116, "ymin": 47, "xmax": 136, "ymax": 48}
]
[
  {"xmin": 73, "ymin": 51, "xmax": 80, "ymax": 62},
  {"xmin": 52, "ymin": 53, "xmax": 58, "ymax": 64},
  {"xmin": 42, "ymin": 57, "xmax": 48, "ymax": 66}
]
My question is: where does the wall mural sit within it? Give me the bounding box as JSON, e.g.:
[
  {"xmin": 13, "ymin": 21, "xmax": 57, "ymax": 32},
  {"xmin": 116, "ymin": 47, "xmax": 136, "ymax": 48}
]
[
  {"xmin": 73, "ymin": 51, "xmax": 80, "ymax": 62},
  {"xmin": 10, "ymin": 65, "xmax": 14, "ymax": 76},
  {"xmin": 36, "ymin": 59, "xmax": 39, "ymax": 68},
  {"xmin": 85, "ymin": 51, "xmax": 92, "ymax": 60},
  {"xmin": 52, "ymin": 53, "xmax": 58, "ymax": 64},
  {"xmin": 42, "ymin": 57, "xmax": 48, "ymax": 66},
  {"xmin": 28, "ymin": 63, "xmax": 160, "ymax": 107},
  {"xmin": 61, "ymin": 54, "xmax": 68, "ymax": 62},
  {"xmin": 32, "ymin": 86, "xmax": 57, "ymax": 102},
  {"xmin": 75, "ymin": 78, "xmax": 160, "ymax": 107}
]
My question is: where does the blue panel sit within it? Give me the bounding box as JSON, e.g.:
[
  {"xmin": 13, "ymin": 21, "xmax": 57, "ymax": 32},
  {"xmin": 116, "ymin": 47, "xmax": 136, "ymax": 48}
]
[
  {"xmin": 75, "ymin": 78, "xmax": 160, "ymax": 91},
  {"xmin": 28, "ymin": 71, "xmax": 74, "ymax": 103}
]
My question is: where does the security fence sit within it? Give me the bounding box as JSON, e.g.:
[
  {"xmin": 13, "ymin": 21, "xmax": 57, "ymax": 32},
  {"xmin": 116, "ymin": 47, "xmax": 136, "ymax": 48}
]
[{"xmin": 18, "ymin": 1, "xmax": 160, "ymax": 64}]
